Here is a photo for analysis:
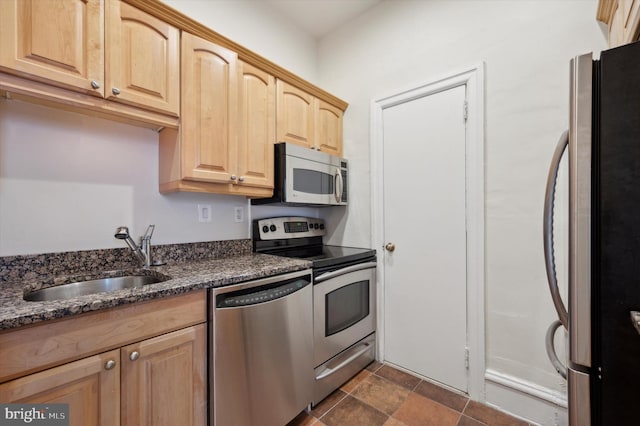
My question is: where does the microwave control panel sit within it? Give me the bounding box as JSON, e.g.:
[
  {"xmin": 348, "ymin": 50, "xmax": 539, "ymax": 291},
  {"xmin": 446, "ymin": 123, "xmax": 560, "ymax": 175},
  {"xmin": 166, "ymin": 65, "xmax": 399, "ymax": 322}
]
[{"xmin": 255, "ymin": 216, "xmax": 325, "ymax": 240}]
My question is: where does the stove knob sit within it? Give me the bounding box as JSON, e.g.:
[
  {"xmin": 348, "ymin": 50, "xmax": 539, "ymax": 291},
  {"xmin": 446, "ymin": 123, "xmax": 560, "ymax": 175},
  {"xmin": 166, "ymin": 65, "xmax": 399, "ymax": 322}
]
[
  {"xmin": 270, "ymin": 224, "xmax": 277, "ymax": 232},
  {"xmin": 319, "ymin": 224, "xmax": 325, "ymax": 230},
  {"xmin": 262, "ymin": 225, "xmax": 269, "ymax": 233}
]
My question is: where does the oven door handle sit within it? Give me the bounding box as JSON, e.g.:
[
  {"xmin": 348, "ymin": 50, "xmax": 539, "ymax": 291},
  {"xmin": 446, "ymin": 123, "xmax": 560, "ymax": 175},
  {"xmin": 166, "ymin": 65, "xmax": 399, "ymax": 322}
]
[
  {"xmin": 314, "ymin": 262, "xmax": 377, "ymax": 283},
  {"xmin": 315, "ymin": 341, "xmax": 373, "ymax": 380}
]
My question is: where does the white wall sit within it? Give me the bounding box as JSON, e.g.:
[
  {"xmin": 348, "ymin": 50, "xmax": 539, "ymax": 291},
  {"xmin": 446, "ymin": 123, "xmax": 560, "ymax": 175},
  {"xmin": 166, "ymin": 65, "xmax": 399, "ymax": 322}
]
[
  {"xmin": 162, "ymin": 0, "xmax": 318, "ymax": 84},
  {"xmin": 316, "ymin": 0, "xmax": 606, "ymax": 417},
  {"xmin": 0, "ymin": 0, "xmax": 318, "ymax": 256}
]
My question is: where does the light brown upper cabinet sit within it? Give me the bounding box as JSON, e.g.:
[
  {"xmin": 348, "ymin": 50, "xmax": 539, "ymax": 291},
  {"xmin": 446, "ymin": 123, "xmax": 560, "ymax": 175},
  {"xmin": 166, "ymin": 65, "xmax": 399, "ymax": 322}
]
[
  {"xmin": 316, "ymin": 99, "xmax": 343, "ymax": 157},
  {"xmin": 277, "ymin": 80, "xmax": 315, "ymax": 150},
  {"xmin": 159, "ymin": 33, "xmax": 274, "ymax": 197},
  {"xmin": 238, "ymin": 61, "xmax": 275, "ymax": 190},
  {"xmin": 0, "ymin": 0, "xmax": 179, "ymax": 119},
  {"xmin": 598, "ymin": 0, "xmax": 640, "ymax": 47},
  {"xmin": 179, "ymin": 32, "xmax": 239, "ymax": 185},
  {"xmin": 0, "ymin": 0, "xmax": 105, "ymax": 96},
  {"xmin": 277, "ymin": 80, "xmax": 343, "ymax": 156},
  {"xmin": 106, "ymin": 0, "xmax": 179, "ymax": 116}
]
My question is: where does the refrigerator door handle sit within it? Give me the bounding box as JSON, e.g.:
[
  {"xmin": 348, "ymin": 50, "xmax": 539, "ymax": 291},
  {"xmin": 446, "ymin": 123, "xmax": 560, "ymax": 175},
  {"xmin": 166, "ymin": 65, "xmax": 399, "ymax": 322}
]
[
  {"xmin": 544, "ymin": 130, "xmax": 570, "ymax": 329},
  {"xmin": 545, "ymin": 319, "xmax": 567, "ymax": 379}
]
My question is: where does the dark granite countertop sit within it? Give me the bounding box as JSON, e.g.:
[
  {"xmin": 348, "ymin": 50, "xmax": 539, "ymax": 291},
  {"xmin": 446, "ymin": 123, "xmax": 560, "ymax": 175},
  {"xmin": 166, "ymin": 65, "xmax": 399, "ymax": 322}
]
[{"xmin": 0, "ymin": 253, "xmax": 311, "ymax": 331}]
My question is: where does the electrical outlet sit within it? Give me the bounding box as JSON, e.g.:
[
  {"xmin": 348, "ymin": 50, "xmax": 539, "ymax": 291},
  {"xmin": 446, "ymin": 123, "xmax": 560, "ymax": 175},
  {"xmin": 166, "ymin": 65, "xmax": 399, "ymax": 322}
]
[
  {"xmin": 198, "ymin": 204, "xmax": 212, "ymax": 223},
  {"xmin": 234, "ymin": 206, "xmax": 244, "ymax": 223}
]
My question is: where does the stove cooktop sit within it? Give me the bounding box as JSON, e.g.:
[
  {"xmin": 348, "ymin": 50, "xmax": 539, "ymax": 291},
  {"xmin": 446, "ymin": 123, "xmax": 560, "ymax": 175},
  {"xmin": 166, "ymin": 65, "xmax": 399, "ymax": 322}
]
[
  {"xmin": 252, "ymin": 217, "xmax": 376, "ymax": 270},
  {"xmin": 269, "ymin": 244, "xmax": 376, "ymax": 270}
]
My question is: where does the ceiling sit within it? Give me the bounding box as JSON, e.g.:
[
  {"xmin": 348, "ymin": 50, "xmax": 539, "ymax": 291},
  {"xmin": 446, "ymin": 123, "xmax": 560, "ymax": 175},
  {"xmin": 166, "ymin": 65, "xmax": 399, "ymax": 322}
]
[{"xmin": 262, "ymin": 0, "xmax": 383, "ymax": 38}]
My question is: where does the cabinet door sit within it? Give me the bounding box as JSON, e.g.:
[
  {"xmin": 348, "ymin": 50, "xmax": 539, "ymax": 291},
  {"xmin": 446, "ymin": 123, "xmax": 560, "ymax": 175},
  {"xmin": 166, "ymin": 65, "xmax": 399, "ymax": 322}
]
[
  {"xmin": 0, "ymin": 0, "xmax": 104, "ymax": 96},
  {"xmin": 181, "ymin": 32, "xmax": 238, "ymax": 184},
  {"xmin": 0, "ymin": 349, "xmax": 119, "ymax": 426},
  {"xmin": 120, "ymin": 324, "xmax": 206, "ymax": 426},
  {"xmin": 316, "ymin": 99, "xmax": 343, "ymax": 156},
  {"xmin": 238, "ymin": 61, "xmax": 275, "ymax": 189},
  {"xmin": 276, "ymin": 79, "xmax": 315, "ymax": 149},
  {"xmin": 607, "ymin": 0, "xmax": 640, "ymax": 46},
  {"xmin": 106, "ymin": 0, "xmax": 179, "ymax": 116}
]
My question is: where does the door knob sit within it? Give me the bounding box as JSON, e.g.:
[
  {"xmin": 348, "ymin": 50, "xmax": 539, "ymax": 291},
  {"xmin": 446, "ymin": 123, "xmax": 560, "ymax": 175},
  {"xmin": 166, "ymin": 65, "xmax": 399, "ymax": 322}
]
[{"xmin": 385, "ymin": 243, "xmax": 396, "ymax": 252}]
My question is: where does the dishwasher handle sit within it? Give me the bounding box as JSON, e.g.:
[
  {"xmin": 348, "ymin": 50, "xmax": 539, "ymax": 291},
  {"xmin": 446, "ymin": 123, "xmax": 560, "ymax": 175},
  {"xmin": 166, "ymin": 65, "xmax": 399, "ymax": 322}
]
[{"xmin": 314, "ymin": 262, "xmax": 377, "ymax": 283}]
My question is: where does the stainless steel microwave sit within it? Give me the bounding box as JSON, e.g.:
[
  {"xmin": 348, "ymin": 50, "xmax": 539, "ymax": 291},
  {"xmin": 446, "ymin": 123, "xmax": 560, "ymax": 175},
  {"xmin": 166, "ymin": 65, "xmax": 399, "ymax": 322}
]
[{"xmin": 252, "ymin": 143, "xmax": 348, "ymax": 207}]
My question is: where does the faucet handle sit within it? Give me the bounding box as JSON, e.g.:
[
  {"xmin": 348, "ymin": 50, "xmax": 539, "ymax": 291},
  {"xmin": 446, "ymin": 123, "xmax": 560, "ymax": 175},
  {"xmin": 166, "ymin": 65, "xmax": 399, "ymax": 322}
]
[{"xmin": 142, "ymin": 224, "xmax": 155, "ymax": 241}]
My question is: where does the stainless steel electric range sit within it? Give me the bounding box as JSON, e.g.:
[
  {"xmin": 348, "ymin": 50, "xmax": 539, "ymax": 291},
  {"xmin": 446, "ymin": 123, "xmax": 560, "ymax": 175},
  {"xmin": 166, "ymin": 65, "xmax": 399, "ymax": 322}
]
[{"xmin": 253, "ymin": 216, "xmax": 377, "ymax": 405}]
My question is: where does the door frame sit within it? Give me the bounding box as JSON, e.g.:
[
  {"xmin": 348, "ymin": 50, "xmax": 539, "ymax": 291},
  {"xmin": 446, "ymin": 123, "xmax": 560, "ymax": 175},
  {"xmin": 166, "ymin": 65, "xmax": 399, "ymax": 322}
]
[{"xmin": 370, "ymin": 64, "xmax": 485, "ymax": 400}]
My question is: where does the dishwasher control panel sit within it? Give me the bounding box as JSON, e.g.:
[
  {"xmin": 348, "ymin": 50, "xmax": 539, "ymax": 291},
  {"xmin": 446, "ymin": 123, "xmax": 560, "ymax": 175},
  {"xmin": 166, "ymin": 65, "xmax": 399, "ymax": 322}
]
[
  {"xmin": 216, "ymin": 276, "xmax": 310, "ymax": 308},
  {"xmin": 254, "ymin": 216, "xmax": 325, "ymax": 240}
]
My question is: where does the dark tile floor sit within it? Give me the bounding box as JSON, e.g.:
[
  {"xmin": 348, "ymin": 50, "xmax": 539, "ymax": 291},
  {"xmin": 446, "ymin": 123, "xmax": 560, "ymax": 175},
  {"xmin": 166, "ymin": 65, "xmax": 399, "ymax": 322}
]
[{"xmin": 287, "ymin": 362, "xmax": 535, "ymax": 426}]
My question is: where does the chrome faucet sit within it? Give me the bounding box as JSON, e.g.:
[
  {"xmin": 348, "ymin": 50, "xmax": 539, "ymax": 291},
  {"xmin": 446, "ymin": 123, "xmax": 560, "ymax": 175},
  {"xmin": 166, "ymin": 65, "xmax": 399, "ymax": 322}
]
[{"xmin": 114, "ymin": 225, "xmax": 158, "ymax": 268}]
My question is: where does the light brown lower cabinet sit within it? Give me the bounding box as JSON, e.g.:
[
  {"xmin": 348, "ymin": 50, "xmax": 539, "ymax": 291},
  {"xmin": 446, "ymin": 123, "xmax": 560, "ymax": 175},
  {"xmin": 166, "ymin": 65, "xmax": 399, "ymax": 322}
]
[
  {"xmin": 0, "ymin": 292, "xmax": 207, "ymax": 426},
  {"xmin": 0, "ymin": 349, "xmax": 120, "ymax": 426},
  {"xmin": 121, "ymin": 325, "xmax": 206, "ymax": 426}
]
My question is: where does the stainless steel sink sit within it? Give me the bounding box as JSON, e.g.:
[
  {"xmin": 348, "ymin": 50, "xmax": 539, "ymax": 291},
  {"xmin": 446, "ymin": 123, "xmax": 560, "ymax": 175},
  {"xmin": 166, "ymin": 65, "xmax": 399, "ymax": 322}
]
[{"xmin": 24, "ymin": 275, "xmax": 167, "ymax": 302}]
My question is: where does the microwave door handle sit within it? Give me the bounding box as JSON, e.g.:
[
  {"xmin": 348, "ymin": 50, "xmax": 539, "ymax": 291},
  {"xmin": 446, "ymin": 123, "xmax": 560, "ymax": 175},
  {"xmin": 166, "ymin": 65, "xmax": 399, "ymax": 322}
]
[
  {"xmin": 543, "ymin": 130, "xmax": 569, "ymax": 329},
  {"xmin": 335, "ymin": 168, "xmax": 343, "ymax": 202}
]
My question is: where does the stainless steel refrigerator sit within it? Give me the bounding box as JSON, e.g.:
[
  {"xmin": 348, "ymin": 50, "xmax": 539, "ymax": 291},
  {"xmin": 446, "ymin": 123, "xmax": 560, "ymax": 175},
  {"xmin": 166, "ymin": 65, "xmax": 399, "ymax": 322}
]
[{"xmin": 544, "ymin": 40, "xmax": 640, "ymax": 425}]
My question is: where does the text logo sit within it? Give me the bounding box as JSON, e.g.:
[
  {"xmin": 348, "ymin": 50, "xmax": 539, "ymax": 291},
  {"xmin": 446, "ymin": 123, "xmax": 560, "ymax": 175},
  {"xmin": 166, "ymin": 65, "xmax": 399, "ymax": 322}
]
[{"xmin": 0, "ymin": 404, "xmax": 68, "ymax": 426}]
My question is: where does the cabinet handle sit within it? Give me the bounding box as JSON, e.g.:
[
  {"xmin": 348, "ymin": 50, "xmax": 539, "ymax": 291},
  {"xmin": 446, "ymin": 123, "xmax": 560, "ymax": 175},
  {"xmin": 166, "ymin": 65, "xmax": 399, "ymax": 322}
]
[
  {"xmin": 104, "ymin": 359, "xmax": 116, "ymax": 370},
  {"xmin": 112, "ymin": 87, "xmax": 121, "ymax": 95},
  {"xmin": 90, "ymin": 80, "xmax": 100, "ymax": 90},
  {"xmin": 230, "ymin": 175, "xmax": 237, "ymax": 181},
  {"xmin": 129, "ymin": 351, "xmax": 140, "ymax": 361},
  {"xmin": 238, "ymin": 176, "xmax": 245, "ymax": 182}
]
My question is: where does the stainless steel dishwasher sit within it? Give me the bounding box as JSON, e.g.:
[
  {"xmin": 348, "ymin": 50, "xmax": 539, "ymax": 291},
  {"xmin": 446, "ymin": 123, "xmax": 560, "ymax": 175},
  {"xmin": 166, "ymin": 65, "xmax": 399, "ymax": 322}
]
[{"xmin": 210, "ymin": 269, "xmax": 313, "ymax": 426}]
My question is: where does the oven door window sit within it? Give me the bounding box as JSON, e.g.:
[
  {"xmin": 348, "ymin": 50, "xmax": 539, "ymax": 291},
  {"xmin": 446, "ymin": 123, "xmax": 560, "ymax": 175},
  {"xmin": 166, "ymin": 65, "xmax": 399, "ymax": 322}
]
[
  {"xmin": 325, "ymin": 280, "xmax": 369, "ymax": 336},
  {"xmin": 293, "ymin": 168, "xmax": 335, "ymax": 195}
]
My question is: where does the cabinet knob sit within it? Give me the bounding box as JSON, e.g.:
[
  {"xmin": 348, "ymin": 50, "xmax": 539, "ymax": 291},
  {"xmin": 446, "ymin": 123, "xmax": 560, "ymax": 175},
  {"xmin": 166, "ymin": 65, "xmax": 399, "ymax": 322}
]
[
  {"xmin": 238, "ymin": 176, "xmax": 245, "ymax": 182},
  {"xmin": 385, "ymin": 243, "xmax": 396, "ymax": 252},
  {"xmin": 104, "ymin": 359, "xmax": 116, "ymax": 370},
  {"xmin": 129, "ymin": 351, "xmax": 140, "ymax": 361},
  {"xmin": 90, "ymin": 80, "xmax": 100, "ymax": 90},
  {"xmin": 230, "ymin": 175, "xmax": 237, "ymax": 181},
  {"xmin": 112, "ymin": 87, "xmax": 121, "ymax": 95}
]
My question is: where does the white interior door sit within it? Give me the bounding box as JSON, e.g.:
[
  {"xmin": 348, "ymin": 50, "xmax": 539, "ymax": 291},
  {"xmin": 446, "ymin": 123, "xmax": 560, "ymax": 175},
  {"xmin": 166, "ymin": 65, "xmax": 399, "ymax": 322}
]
[{"xmin": 382, "ymin": 84, "xmax": 468, "ymax": 393}]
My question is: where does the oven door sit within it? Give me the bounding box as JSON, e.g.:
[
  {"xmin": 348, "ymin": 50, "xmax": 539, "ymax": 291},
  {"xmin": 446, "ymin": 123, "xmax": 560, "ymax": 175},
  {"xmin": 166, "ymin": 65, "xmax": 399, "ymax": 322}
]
[
  {"xmin": 285, "ymin": 155, "xmax": 346, "ymax": 206},
  {"xmin": 313, "ymin": 262, "xmax": 376, "ymax": 366}
]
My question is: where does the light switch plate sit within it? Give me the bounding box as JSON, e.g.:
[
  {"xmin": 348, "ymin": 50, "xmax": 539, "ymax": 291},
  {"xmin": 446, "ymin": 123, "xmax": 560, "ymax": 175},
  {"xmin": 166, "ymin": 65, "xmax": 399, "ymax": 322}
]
[
  {"xmin": 198, "ymin": 204, "xmax": 212, "ymax": 223},
  {"xmin": 234, "ymin": 206, "xmax": 244, "ymax": 223}
]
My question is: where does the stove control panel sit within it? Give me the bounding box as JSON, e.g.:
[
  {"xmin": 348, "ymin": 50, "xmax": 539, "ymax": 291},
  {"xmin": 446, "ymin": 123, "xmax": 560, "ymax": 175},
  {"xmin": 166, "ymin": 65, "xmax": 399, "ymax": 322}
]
[{"xmin": 255, "ymin": 216, "xmax": 325, "ymax": 240}]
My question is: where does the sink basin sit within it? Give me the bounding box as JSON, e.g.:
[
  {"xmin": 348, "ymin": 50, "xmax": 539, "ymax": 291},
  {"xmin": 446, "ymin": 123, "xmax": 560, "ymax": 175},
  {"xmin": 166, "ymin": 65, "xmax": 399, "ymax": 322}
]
[{"xmin": 24, "ymin": 275, "xmax": 166, "ymax": 302}]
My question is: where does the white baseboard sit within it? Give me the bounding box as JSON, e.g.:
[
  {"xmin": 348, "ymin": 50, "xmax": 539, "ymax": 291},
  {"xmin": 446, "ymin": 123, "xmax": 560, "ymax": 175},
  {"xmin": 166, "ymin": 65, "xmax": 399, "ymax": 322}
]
[{"xmin": 484, "ymin": 369, "xmax": 568, "ymax": 426}]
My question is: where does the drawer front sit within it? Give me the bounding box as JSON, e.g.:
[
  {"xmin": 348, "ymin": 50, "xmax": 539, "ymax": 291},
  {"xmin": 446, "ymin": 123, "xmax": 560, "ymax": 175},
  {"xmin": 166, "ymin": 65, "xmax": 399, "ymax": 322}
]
[{"xmin": 0, "ymin": 290, "xmax": 206, "ymax": 383}]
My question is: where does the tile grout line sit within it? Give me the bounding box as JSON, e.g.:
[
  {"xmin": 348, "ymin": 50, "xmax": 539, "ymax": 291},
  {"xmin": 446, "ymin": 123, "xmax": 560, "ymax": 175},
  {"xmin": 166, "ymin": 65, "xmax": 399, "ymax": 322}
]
[
  {"xmin": 314, "ymin": 391, "xmax": 350, "ymax": 423},
  {"xmin": 344, "ymin": 369, "xmax": 395, "ymax": 424}
]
